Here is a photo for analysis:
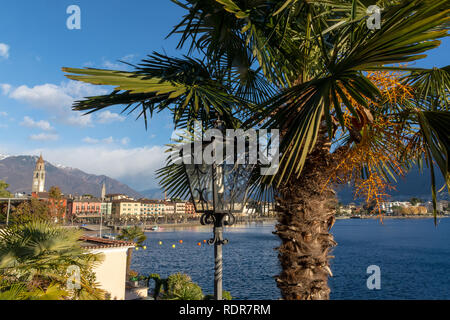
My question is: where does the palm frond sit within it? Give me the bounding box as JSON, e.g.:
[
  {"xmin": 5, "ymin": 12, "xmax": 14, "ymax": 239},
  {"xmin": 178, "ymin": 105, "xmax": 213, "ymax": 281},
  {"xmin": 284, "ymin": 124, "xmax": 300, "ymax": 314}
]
[
  {"xmin": 408, "ymin": 66, "xmax": 450, "ymax": 110},
  {"xmin": 63, "ymin": 53, "xmax": 245, "ymax": 129}
]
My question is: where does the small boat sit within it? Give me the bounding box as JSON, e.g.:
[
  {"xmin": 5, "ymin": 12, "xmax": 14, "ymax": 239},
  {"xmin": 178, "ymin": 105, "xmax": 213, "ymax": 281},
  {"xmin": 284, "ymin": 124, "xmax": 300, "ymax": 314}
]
[
  {"xmin": 102, "ymin": 234, "xmax": 116, "ymax": 240},
  {"xmin": 350, "ymin": 215, "xmax": 362, "ymax": 219},
  {"xmin": 151, "ymin": 226, "xmax": 159, "ymax": 231}
]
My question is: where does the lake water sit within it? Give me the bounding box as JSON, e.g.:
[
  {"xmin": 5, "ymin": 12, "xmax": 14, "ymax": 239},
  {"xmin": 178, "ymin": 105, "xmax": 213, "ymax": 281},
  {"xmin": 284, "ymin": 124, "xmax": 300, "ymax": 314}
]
[{"xmin": 131, "ymin": 218, "xmax": 450, "ymax": 300}]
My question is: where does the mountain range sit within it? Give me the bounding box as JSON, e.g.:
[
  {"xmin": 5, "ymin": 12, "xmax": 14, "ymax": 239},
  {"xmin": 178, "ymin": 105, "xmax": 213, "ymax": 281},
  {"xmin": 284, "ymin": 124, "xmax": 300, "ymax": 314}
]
[
  {"xmin": 336, "ymin": 166, "xmax": 448, "ymax": 204},
  {"xmin": 0, "ymin": 155, "xmax": 142, "ymax": 198},
  {"xmin": 134, "ymin": 166, "xmax": 449, "ymax": 203},
  {"xmin": 139, "ymin": 188, "xmax": 165, "ymax": 200},
  {"xmin": 0, "ymin": 154, "xmax": 447, "ymax": 203}
]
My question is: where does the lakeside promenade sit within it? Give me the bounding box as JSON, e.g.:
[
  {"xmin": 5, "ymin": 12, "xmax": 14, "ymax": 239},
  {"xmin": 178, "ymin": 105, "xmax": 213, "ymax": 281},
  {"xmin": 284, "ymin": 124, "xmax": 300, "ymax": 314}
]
[
  {"xmin": 78, "ymin": 215, "xmax": 449, "ymax": 236},
  {"xmin": 336, "ymin": 215, "xmax": 449, "ymax": 220},
  {"xmin": 146, "ymin": 215, "xmax": 449, "ymax": 230},
  {"xmin": 154, "ymin": 218, "xmax": 277, "ymax": 229}
]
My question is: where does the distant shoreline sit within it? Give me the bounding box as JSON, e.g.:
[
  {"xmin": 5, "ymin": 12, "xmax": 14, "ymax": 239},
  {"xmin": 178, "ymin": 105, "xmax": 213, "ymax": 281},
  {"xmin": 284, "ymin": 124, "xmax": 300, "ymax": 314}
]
[
  {"xmin": 336, "ymin": 215, "xmax": 449, "ymax": 220},
  {"xmin": 148, "ymin": 219, "xmax": 278, "ymax": 230},
  {"xmin": 79, "ymin": 216, "xmax": 449, "ymax": 236},
  {"xmin": 146, "ymin": 216, "xmax": 449, "ymax": 230}
]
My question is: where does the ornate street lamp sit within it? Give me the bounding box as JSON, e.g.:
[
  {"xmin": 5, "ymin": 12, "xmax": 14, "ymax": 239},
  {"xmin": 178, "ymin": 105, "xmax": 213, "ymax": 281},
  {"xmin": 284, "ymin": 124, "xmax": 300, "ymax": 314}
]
[{"xmin": 183, "ymin": 124, "xmax": 252, "ymax": 300}]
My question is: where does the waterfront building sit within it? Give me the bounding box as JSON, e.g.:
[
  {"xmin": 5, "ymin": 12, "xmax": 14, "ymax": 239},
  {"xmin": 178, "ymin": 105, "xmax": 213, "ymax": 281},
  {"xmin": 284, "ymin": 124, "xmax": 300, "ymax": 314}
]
[
  {"xmin": 109, "ymin": 198, "xmax": 201, "ymax": 220},
  {"xmin": 339, "ymin": 205, "xmax": 353, "ymax": 215},
  {"xmin": 111, "ymin": 199, "xmax": 142, "ymax": 220},
  {"xmin": 380, "ymin": 201, "xmax": 412, "ymax": 214},
  {"xmin": 185, "ymin": 201, "xmax": 196, "ymax": 216},
  {"xmin": 14, "ymin": 192, "xmax": 27, "ymax": 198},
  {"xmin": 163, "ymin": 201, "xmax": 175, "ymax": 215},
  {"xmin": 105, "ymin": 194, "xmax": 134, "ymax": 202},
  {"xmin": 243, "ymin": 202, "xmax": 257, "ymax": 215},
  {"xmin": 140, "ymin": 199, "xmax": 165, "ymax": 216},
  {"xmin": 175, "ymin": 201, "xmax": 185, "ymax": 216},
  {"xmin": 69, "ymin": 198, "xmax": 103, "ymax": 221},
  {"xmin": 241, "ymin": 201, "xmax": 275, "ymax": 216},
  {"xmin": 101, "ymin": 201, "xmax": 112, "ymax": 217},
  {"xmin": 380, "ymin": 202, "xmax": 393, "ymax": 213},
  {"xmin": 31, "ymin": 154, "xmax": 46, "ymax": 193},
  {"xmin": 401, "ymin": 206, "xmax": 428, "ymax": 215},
  {"xmin": 423, "ymin": 201, "xmax": 449, "ymax": 213}
]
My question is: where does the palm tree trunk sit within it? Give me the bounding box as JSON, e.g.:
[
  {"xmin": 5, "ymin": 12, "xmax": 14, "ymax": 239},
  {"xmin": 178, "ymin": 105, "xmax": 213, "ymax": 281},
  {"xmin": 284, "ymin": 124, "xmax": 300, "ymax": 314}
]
[
  {"xmin": 274, "ymin": 135, "xmax": 337, "ymax": 300},
  {"xmin": 126, "ymin": 248, "xmax": 133, "ymax": 278}
]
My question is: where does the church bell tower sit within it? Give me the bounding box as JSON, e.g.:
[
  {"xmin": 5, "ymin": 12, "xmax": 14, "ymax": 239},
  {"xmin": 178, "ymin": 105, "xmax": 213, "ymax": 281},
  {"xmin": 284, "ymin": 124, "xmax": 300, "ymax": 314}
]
[
  {"xmin": 101, "ymin": 181, "xmax": 106, "ymax": 200},
  {"xmin": 32, "ymin": 154, "xmax": 46, "ymax": 193}
]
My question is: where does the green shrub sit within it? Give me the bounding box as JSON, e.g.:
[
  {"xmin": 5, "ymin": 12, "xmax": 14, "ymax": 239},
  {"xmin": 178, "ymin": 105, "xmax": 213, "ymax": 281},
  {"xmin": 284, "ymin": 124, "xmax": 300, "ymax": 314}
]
[
  {"xmin": 162, "ymin": 273, "xmax": 204, "ymax": 300},
  {"xmin": 204, "ymin": 290, "xmax": 232, "ymax": 300}
]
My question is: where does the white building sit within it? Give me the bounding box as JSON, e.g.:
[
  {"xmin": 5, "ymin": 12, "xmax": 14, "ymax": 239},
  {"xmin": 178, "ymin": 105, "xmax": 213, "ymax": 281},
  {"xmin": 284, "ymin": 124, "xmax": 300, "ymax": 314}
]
[
  {"xmin": 80, "ymin": 236, "xmax": 136, "ymax": 300},
  {"xmin": 163, "ymin": 202, "xmax": 175, "ymax": 215},
  {"xmin": 422, "ymin": 201, "xmax": 449, "ymax": 213},
  {"xmin": 380, "ymin": 201, "xmax": 411, "ymax": 214},
  {"xmin": 175, "ymin": 201, "xmax": 186, "ymax": 215}
]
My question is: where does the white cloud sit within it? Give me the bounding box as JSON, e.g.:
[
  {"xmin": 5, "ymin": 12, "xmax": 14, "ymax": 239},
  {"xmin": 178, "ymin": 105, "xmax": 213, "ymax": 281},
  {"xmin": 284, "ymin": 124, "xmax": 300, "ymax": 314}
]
[
  {"xmin": 120, "ymin": 137, "xmax": 130, "ymax": 145},
  {"xmin": 29, "ymin": 133, "xmax": 59, "ymax": 141},
  {"xmin": 0, "ymin": 43, "xmax": 9, "ymax": 59},
  {"xmin": 83, "ymin": 136, "xmax": 129, "ymax": 145},
  {"xmin": 121, "ymin": 54, "xmax": 136, "ymax": 62},
  {"xmin": 102, "ymin": 54, "xmax": 135, "ymax": 70},
  {"xmin": 97, "ymin": 110, "xmax": 125, "ymax": 124},
  {"xmin": 83, "ymin": 137, "xmax": 99, "ymax": 144},
  {"xmin": 102, "ymin": 60, "xmax": 123, "ymax": 69},
  {"xmin": 0, "ymin": 84, "xmax": 11, "ymax": 95},
  {"xmin": 66, "ymin": 114, "xmax": 93, "ymax": 127},
  {"xmin": 0, "ymin": 111, "xmax": 7, "ymax": 117},
  {"xmin": 61, "ymin": 81, "xmax": 105, "ymax": 98},
  {"xmin": 5, "ymin": 81, "xmax": 106, "ymax": 127},
  {"xmin": 31, "ymin": 145, "xmax": 167, "ymax": 190},
  {"xmin": 103, "ymin": 136, "xmax": 114, "ymax": 144},
  {"xmin": 10, "ymin": 84, "xmax": 71, "ymax": 109},
  {"xmin": 21, "ymin": 116, "xmax": 53, "ymax": 131}
]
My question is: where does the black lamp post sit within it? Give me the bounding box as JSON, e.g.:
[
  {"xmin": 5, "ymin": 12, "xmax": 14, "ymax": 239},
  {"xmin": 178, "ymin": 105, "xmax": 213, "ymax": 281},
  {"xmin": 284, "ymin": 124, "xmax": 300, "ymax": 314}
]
[{"xmin": 183, "ymin": 124, "xmax": 251, "ymax": 300}]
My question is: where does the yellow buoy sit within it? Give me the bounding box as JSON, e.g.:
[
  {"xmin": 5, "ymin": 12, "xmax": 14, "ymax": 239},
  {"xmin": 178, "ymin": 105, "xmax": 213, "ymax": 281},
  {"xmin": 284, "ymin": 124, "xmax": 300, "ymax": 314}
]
[
  {"xmin": 135, "ymin": 247, "xmax": 139, "ymax": 251},
  {"xmin": 159, "ymin": 241, "xmax": 163, "ymax": 245},
  {"xmin": 172, "ymin": 244, "xmax": 176, "ymax": 248},
  {"xmin": 143, "ymin": 246, "xmax": 147, "ymax": 250}
]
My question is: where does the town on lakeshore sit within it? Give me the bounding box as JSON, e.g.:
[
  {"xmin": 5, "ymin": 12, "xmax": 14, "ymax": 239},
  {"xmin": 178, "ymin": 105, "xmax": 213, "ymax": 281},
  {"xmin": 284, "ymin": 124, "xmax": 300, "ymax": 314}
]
[
  {"xmin": 1, "ymin": 155, "xmax": 279, "ymax": 228},
  {"xmin": 1, "ymin": 155, "xmax": 446, "ymax": 300},
  {"xmin": 0, "ymin": 155, "xmax": 279, "ymax": 300},
  {"xmin": 2, "ymin": 155, "xmax": 448, "ymax": 228}
]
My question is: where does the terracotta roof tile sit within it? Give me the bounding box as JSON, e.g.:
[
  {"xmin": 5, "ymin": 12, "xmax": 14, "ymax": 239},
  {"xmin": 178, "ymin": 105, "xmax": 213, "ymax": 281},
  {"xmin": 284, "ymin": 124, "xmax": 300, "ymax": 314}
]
[{"xmin": 80, "ymin": 236, "xmax": 136, "ymax": 249}]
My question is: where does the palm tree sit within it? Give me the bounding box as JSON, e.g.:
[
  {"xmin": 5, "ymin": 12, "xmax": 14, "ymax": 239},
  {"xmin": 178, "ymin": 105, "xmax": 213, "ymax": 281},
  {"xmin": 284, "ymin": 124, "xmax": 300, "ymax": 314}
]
[
  {"xmin": 0, "ymin": 180, "xmax": 11, "ymax": 198},
  {"xmin": 116, "ymin": 226, "xmax": 146, "ymax": 278},
  {"xmin": 0, "ymin": 219, "xmax": 105, "ymax": 300},
  {"xmin": 63, "ymin": 0, "xmax": 449, "ymax": 299}
]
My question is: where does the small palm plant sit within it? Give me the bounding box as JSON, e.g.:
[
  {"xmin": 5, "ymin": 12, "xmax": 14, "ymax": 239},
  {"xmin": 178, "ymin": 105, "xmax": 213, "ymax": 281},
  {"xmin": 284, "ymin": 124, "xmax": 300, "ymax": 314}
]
[
  {"xmin": 0, "ymin": 219, "xmax": 105, "ymax": 300},
  {"xmin": 116, "ymin": 226, "xmax": 146, "ymax": 278}
]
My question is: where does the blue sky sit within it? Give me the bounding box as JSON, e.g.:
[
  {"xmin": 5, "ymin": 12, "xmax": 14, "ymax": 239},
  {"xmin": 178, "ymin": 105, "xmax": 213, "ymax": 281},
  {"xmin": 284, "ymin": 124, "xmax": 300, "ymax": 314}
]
[{"xmin": 0, "ymin": 0, "xmax": 448, "ymax": 191}]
